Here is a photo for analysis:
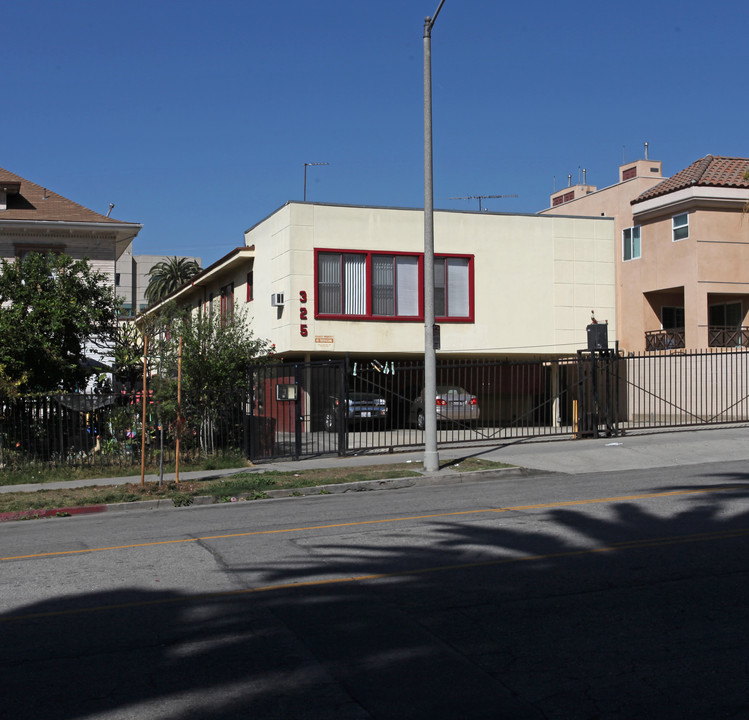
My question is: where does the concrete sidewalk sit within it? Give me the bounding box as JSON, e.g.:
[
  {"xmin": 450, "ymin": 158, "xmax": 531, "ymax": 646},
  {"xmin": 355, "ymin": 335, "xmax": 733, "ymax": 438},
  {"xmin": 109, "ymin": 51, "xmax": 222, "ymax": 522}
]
[{"xmin": 3, "ymin": 425, "xmax": 749, "ymax": 496}]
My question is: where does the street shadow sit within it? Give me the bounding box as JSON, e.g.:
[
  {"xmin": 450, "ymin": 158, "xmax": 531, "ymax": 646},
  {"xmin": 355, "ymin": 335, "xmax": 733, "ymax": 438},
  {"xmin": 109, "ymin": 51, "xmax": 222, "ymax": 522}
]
[{"xmin": 4, "ymin": 481, "xmax": 749, "ymax": 719}]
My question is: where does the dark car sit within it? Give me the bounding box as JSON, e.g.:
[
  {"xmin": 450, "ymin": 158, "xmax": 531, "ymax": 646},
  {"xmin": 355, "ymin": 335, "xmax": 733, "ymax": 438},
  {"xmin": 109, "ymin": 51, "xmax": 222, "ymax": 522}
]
[
  {"xmin": 324, "ymin": 392, "xmax": 389, "ymax": 432},
  {"xmin": 409, "ymin": 385, "xmax": 480, "ymax": 429}
]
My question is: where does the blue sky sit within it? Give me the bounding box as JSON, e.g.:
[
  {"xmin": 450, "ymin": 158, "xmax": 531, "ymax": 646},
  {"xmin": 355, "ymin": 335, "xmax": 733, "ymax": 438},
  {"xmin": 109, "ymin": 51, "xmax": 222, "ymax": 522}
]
[{"xmin": 5, "ymin": 0, "xmax": 748, "ymax": 267}]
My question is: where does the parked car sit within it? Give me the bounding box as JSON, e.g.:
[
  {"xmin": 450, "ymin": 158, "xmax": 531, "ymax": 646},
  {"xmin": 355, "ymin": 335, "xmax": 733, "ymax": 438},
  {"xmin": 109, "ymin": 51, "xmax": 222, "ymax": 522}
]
[
  {"xmin": 409, "ymin": 385, "xmax": 480, "ymax": 429},
  {"xmin": 324, "ymin": 392, "xmax": 389, "ymax": 431}
]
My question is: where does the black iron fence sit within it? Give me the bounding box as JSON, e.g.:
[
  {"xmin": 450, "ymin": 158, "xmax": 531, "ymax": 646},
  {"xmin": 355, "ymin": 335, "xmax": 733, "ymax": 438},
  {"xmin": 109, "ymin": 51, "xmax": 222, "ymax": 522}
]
[
  {"xmin": 622, "ymin": 347, "xmax": 749, "ymax": 429},
  {"xmin": 0, "ymin": 388, "xmax": 249, "ymax": 471},
  {"xmin": 3, "ymin": 349, "xmax": 749, "ymax": 468}
]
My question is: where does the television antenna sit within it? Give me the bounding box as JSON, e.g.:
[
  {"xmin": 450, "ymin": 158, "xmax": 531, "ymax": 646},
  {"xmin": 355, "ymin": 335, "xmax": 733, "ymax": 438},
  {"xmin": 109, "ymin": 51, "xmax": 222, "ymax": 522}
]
[{"xmin": 450, "ymin": 194, "xmax": 518, "ymax": 212}]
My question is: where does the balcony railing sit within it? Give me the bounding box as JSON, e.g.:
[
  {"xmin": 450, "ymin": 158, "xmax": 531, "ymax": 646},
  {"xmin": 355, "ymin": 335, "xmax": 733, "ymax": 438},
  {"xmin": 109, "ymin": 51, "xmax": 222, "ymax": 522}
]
[
  {"xmin": 709, "ymin": 326, "xmax": 749, "ymax": 348},
  {"xmin": 645, "ymin": 328, "xmax": 685, "ymax": 351}
]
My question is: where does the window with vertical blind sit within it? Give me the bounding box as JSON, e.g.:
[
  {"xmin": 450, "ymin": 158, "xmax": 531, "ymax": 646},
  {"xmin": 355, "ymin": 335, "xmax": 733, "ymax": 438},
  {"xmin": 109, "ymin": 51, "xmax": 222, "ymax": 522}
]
[{"xmin": 315, "ymin": 249, "xmax": 473, "ymax": 321}]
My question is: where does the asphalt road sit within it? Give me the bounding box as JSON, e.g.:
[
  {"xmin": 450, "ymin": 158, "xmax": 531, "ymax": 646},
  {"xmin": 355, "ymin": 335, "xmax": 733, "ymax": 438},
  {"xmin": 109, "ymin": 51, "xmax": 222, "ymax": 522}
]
[{"xmin": 2, "ymin": 460, "xmax": 749, "ymax": 719}]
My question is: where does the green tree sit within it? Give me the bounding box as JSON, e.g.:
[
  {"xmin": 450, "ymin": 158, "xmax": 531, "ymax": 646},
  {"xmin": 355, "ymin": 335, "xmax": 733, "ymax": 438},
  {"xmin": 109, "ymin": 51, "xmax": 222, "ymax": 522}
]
[
  {"xmin": 145, "ymin": 305, "xmax": 273, "ymax": 453},
  {"xmin": 0, "ymin": 253, "xmax": 119, "ymax": 392},
  {"xmin": 155, "ymin": 306, "xmax": 272, "ymax": 400},
  {"xmin": 145, "ymin": 257, "xmax": 201, "ymax": 306}
]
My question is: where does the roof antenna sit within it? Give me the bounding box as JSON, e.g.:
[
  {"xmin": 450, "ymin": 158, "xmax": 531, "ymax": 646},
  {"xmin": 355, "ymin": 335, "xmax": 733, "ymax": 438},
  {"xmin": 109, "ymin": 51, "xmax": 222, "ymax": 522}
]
[{"xmin": 106, "ymin": 203, "xmax": 115, "ymax": 217}]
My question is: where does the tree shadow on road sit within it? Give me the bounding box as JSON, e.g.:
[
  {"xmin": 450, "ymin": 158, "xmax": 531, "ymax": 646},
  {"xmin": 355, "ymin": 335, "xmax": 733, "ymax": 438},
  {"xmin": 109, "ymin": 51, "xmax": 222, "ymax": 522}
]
[{"xmin": 3, "ymin": 479, "xmax": 749, "ymax": 719}]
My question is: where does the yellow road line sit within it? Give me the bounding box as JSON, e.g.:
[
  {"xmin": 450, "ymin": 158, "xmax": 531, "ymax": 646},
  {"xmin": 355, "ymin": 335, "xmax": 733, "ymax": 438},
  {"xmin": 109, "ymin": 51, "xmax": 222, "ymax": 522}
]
[
  {"xmin": 4, "ymin": 523, "xmax": 749, "ymax": 624},
  {"xmin": 0, "ymin": 485, "xmax": 740, "ymax": 563}
]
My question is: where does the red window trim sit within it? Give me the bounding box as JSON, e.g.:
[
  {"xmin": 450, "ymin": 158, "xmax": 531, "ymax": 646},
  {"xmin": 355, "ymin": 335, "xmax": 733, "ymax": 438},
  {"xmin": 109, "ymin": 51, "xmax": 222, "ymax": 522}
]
[
  {"xmin": 246, "ymin": 271, "xmax": 254, "ymax": 302},
  {"xmin": 314, "ymin": 248, "xmax": 474, "ymax": 323}
]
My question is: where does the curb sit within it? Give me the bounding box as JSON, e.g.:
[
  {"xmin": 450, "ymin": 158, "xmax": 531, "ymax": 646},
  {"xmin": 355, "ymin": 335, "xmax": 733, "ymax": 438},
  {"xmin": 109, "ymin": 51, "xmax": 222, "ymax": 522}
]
[
  {"xmin": 0, "ymin": 466, "xmax": 526, "ymax": 523},
  {"xmin": 0, "ymin": 505, "xmax": 107, "ymax": 522}
]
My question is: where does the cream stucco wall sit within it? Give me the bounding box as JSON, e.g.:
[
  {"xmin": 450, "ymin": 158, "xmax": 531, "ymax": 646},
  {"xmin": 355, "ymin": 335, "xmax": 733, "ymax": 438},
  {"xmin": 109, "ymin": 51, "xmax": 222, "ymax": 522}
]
[
  {"xmin": 541, "ymin": 164, "xmax": 665, "ymax": 350},
  {"xmin": 245, "ymin": 203, "xmax": 614, "ymax": 358}
]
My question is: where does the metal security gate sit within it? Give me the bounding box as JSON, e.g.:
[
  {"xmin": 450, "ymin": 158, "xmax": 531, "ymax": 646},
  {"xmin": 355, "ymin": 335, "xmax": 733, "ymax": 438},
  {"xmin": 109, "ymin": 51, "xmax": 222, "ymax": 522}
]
[
  {"xmin": 621, "ymin": 348, "xmax": 749, "ymax": 431},
  {"xmin": 247, "ymin": 360, "xmax": 345, "ymax": 461},
  {"xmin": 246, "ymin": 350, "xmax": 749, "ymax": 462},
  {"xmin": 248, "ymin": 357, "xmax": 593, "ymax": 461}
]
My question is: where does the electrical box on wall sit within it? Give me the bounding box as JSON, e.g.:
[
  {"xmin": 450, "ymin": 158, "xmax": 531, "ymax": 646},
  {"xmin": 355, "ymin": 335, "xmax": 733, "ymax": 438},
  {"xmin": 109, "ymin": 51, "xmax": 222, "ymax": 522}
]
[
  {"xmin": 275, "ymin": 384, "xmax": 297, "ymax": 401},
  {"xmin": 587, "ymin": 323, "xmax": 608, "ymax": 351},
  {"xmin": 271, "ymin": 292, "xmax": 285, "ymax": 306}
]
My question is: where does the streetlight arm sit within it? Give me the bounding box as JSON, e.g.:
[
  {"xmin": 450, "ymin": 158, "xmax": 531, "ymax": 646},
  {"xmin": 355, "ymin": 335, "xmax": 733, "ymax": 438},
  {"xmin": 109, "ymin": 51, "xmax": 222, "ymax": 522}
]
[{"xmin": 424, "ymin": 0, "xmax": 446, "ymax": 36}]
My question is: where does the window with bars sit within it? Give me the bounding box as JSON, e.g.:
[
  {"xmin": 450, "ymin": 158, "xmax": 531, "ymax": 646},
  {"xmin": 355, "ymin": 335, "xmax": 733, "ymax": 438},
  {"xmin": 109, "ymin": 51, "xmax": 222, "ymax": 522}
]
[{"xmin": 315, "ymin": 250, "xmax": 472, "ymax": 321}]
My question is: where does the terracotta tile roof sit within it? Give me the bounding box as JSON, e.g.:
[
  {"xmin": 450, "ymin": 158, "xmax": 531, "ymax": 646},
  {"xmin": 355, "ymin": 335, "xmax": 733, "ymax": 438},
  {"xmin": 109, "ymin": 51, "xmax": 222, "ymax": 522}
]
[
  {"xmin": 634, "ymin": 155, "xmax": 749, "ymax": 203},
  {"xmin": 0, "ymin": 166, "xmax": 136, "ymax": 225}
]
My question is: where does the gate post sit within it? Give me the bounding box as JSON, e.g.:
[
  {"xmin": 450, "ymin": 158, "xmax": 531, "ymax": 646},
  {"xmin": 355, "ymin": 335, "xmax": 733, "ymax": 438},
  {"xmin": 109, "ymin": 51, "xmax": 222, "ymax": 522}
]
[
  {"xmin": 337, "ymin": 362, "xmax": 347, "ymax": 456},
  {"xmin": 294, "ymin": 364, "xmax": 302, "ymax": 460}
]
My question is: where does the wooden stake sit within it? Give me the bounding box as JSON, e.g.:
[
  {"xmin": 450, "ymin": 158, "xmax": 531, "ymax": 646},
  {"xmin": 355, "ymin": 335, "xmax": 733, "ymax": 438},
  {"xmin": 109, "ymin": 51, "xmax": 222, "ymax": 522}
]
[
  {"xmin": 140, "ymin": 333, "xmax": 148, "ymax": 486},
  {"xmin": 175, "ymin": 335, "xmax": 182, "ymax": 483}
]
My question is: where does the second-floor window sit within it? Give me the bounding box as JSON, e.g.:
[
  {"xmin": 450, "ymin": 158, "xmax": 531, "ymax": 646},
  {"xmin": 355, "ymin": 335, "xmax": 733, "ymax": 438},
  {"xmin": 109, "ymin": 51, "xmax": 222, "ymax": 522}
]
[
  {"xmin": 622, "ymin": 226, "xmax": 641, "ymax": 261},
  {"xmin": 220, "ymin": 282, "xmax": 234, "ymax": 325},
  {"xmin": 315, "ymin": 249, "xmax": 473, "ymax": 321},
  {"xmin": 672, "ymin": 213, "xmax": 689, "ymax": 241}
]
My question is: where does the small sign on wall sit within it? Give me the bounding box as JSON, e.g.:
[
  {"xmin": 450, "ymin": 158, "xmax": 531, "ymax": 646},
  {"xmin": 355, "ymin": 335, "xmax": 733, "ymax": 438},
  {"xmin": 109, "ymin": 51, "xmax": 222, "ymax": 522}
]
[{"xmin": 276, "ymin": 384, "xmax": 298, "ymax": 401}]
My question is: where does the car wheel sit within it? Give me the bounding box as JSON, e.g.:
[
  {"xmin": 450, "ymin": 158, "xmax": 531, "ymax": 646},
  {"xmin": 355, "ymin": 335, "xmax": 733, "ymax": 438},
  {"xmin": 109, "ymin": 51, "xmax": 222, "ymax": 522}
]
[
  {"xmin": 324, "ymin": 411, "xmax": 336, "ymax": 433},
  {"xmin": 416, "ymin": 410, "xmax": 425, "ymax": 431}
]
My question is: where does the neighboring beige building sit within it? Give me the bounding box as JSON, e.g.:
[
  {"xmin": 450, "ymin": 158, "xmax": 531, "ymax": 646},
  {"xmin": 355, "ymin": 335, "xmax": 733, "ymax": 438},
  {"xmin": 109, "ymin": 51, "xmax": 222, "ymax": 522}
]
[
  {"xmin": 542, "ymin": 154, "xmax": 749, "ymax": 351},
  {"xmin": 147, "ymin": 201, "xmax": 615, "ymax": 361},
  {"xmin": 0, "ymin": 167, "xmax": 141, "ymax": 280}
]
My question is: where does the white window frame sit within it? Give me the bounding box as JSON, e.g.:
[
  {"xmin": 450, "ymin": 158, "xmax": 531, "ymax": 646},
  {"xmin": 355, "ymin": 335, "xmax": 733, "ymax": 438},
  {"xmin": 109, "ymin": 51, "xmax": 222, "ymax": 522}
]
[
  {"xmin": 672, "ymin": 213, "xmax": 689, "ymax": 242},
  {"xmin": 622, "ymin": 226, "xmax": 641, "ymax": 261}
]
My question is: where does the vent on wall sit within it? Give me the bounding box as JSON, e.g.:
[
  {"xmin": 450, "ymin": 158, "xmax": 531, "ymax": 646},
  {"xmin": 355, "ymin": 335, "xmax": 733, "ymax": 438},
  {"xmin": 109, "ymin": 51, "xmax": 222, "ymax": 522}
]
[{"xmin": 271, "ymin": 292, "xmax": 285, "ymax": 306}]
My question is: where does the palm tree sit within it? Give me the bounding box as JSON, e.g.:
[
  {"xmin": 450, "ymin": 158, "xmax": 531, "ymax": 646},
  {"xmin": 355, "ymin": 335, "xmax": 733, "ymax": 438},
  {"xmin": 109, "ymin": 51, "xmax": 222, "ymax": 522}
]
[{"xmin": 145, "ymin": 257, "xmax": 201, "ymax": 306}]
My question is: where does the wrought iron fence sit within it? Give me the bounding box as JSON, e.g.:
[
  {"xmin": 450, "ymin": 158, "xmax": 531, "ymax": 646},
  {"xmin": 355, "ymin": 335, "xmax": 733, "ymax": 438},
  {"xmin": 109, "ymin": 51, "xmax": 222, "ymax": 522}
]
[
  {"xmin": 622, "ymin": 347, "xmax": 749, "ymax": 429},
  {"xmin": 246, "ymin": 356, "xmax": 608, "ymax": 460},
  {"xmin": 3, "ymin": 349, "xmax": 749, "ymax": 468},
  {"xmin": 0, "ymin": 388, "xmax": 249, "ymax": 471}
]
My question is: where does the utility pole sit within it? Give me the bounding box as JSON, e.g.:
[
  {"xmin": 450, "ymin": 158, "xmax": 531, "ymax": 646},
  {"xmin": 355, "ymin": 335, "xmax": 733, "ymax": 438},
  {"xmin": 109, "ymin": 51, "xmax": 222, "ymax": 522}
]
[
  {"xmin": 450, "ymin": 194, "xmax": 518, "ymax": 212},
  {"xmin": 423, "ymin": 0, "xmax": 446, "ymax": 473}
]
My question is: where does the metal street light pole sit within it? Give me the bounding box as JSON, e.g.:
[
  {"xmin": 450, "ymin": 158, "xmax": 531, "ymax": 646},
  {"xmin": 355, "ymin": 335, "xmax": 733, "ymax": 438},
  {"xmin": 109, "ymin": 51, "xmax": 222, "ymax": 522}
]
[
  {"xmin": 423, "ymin": 0, "xmax": 445, "ymax": 473},
  {"xmin": 304, "ymin": 162, "xmax": 329, "ymax": 201}
]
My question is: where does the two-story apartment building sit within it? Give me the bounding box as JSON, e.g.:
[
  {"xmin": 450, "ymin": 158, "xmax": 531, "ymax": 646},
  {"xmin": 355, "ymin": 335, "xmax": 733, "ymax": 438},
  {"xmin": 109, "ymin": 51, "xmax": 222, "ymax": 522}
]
[{"xmin": 147, "ymin": 201, "xmax": 616, "ymax": 363}]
